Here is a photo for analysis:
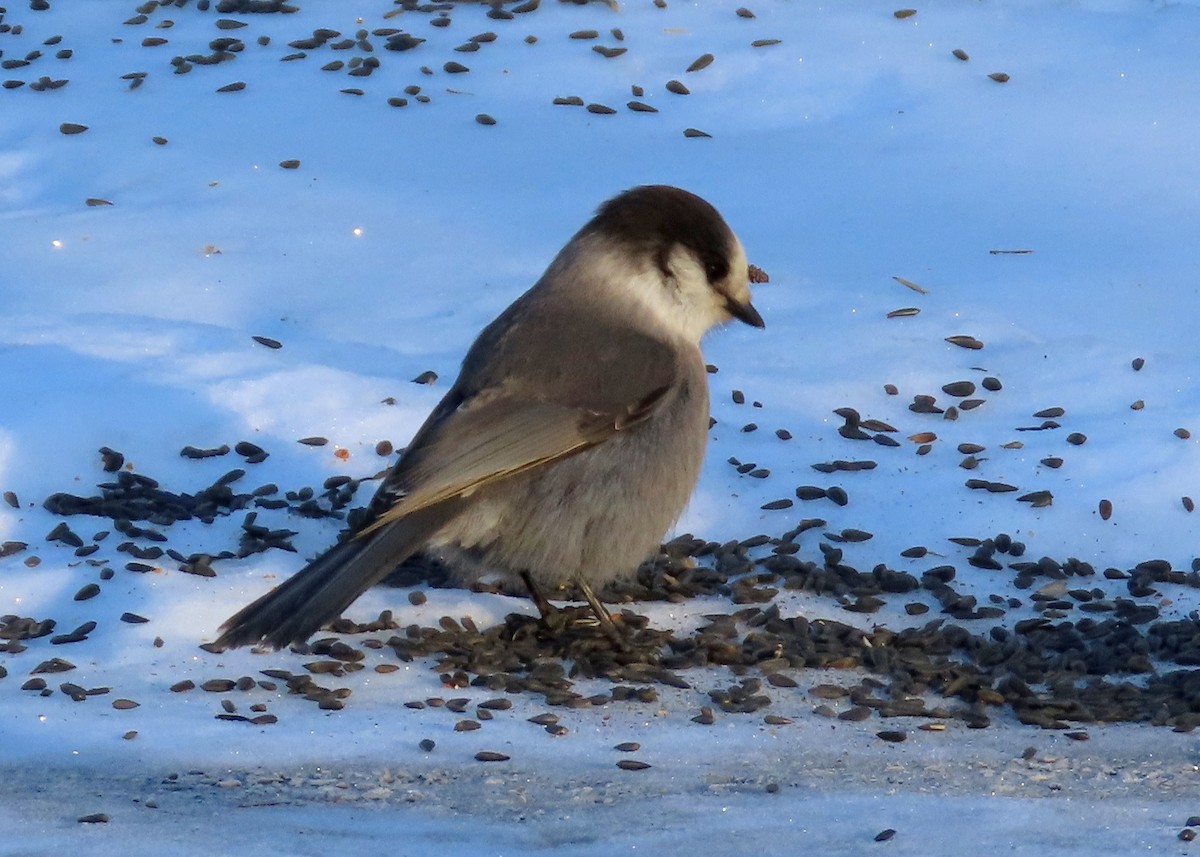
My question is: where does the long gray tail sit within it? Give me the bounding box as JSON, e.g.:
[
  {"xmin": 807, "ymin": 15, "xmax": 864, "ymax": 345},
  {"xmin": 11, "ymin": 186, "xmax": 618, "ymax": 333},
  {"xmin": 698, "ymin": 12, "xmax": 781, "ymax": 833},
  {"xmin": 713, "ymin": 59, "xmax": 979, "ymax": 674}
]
[{"xmin": 213, "ymin": 503, "xmax": 457, "ymax": 650}]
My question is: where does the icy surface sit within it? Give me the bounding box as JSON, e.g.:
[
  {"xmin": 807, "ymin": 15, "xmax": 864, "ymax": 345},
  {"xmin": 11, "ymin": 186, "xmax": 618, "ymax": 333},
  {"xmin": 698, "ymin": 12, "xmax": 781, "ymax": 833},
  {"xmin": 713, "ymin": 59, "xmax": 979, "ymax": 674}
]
[{"xmin": 2, "ymin": 1, "xmax": 1199, "ymax": 854}]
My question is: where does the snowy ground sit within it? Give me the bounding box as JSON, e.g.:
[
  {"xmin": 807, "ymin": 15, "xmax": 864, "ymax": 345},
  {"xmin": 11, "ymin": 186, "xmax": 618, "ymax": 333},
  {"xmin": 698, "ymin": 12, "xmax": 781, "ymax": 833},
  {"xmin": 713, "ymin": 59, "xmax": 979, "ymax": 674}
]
[{"xmin": 2, "ymin": 0, "xmax": 1200, "ymax": 854}]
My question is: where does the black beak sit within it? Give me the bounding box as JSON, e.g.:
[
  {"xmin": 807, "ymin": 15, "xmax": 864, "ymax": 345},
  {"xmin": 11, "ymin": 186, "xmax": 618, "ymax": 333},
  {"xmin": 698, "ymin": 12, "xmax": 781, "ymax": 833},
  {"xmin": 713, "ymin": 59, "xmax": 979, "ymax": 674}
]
[{"xmin": 726, "ymin": 297, "xmax": 765, "ymax": 329}]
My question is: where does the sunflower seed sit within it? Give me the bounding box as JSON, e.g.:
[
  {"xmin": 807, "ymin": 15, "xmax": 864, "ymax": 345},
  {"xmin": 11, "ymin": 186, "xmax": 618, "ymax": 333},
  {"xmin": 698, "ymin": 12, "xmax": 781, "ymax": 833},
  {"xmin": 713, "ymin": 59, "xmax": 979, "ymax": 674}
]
[
  {"xmin": 988, "ymin": 72, "xmax": 1010, "ymax": 83},
  {"xmin": 32, "ymin": 658, "xmax": 75, "ymax": 674},
  {"xmin": 686, "ymin": 53, "xmax": 714, "ymax": 72},
  {"xmin": 235, "ymin": 440, "xmax": 266, "ymax": 459},
  {"xmin": 1017, "ymin": 490, "xmax": 1053, "ymax": 506},
  {"xmin": 909, "ymin": 394, "xmax": 942, "ymax": 414},
  {"xmin": 73, "ymin": 583, "xmax": 101, "ymax": 601},
  {"xmin": 616, "ymin": 759, "xmax": 651, "ymax": 770},
  {"xmin": 892, "ymin": 275, "xmax": 927, "ymax": 293},
  {"xmin": 475, "ymin": 751, "xmax": 510, "ymax": 762},
  {"xmin": 665, "ymin": 79, "xmax": 689, "ymax": 95},
  {"xmin": 1099, "ymin": 499, "xmax": 1113, "ymax": 520},
  {"xmin": 952, "ymin": 48, "xmax": 969, "ymax": 61},
  {"xmin": 945, "ymin": 335, "xmax": 983, "ymax": 350}
]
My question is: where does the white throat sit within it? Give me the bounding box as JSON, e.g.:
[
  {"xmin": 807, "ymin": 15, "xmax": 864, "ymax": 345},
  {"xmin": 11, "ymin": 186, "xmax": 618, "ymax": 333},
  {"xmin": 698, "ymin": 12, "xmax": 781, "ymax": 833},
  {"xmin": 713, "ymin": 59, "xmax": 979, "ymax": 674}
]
[{"xmin": 606, "ymin": 247, "xmax": 728, "ymax": 344}]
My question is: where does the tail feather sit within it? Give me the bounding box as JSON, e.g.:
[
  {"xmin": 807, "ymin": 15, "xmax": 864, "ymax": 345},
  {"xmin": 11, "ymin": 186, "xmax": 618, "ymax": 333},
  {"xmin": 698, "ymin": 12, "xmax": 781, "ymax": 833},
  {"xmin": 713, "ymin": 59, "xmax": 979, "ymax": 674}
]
[{"xmin": 213, "ymin": 503, "xmax": 457, "ymax": 650}]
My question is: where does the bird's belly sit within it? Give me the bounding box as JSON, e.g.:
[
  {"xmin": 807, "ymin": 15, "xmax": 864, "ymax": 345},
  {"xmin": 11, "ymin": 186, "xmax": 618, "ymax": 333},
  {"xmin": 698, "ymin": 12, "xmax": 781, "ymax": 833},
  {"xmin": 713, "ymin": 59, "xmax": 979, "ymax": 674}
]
[{"xmin": 429, "ymin": 401, "xmax": 705, "ymax": 588}]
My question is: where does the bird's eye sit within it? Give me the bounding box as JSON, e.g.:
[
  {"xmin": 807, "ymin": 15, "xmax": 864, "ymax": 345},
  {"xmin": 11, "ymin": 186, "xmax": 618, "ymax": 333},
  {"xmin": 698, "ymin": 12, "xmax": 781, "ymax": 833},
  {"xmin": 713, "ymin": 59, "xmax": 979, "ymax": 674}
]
[{"xmin": 704, "ymin": 258, "xmax": 728, "ymax": 283}]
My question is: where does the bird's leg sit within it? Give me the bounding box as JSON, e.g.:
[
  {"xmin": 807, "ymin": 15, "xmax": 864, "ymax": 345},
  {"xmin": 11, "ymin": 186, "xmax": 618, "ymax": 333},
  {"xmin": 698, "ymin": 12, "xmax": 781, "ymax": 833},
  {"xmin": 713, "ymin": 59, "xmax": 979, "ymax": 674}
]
[
  {"xmin": 519, "ymin": 570, "xmax": 559, "ymax": 621},
  {"xmin": 519, "ymin": 572, "xmax": 625, "ymax": 649},
  {"xmin": 577, "ymin": 578, "xmax": 626, "ymax": 649}
]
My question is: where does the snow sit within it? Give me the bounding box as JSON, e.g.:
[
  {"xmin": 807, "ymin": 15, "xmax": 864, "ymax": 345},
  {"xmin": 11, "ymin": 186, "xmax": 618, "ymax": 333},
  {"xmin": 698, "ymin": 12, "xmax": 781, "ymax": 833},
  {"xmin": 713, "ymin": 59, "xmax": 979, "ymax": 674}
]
[{"xmin": 2, "ymin": 0, "xmax": 1200, "ymax": 853}]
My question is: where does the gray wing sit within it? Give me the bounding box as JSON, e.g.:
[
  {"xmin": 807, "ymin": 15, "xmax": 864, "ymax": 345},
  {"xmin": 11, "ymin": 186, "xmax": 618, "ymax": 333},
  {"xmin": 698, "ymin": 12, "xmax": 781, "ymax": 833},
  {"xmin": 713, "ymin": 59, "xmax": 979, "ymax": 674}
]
[{"xmin": 357, "ymin": 315, "xmax": 679, "ymax": 537}]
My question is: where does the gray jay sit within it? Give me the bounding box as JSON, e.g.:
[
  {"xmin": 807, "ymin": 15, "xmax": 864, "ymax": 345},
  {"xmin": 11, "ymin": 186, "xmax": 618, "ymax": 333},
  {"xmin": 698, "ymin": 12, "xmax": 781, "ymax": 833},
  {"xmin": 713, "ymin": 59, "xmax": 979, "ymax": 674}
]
[{"xmin": 214, "ymin": 185, "xmax": 763, "ymax": 650}]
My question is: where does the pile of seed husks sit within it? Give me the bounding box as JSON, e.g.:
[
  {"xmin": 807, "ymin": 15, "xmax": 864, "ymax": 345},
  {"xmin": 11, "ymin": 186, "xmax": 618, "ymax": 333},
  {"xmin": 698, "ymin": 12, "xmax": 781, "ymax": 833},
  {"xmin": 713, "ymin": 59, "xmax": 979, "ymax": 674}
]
[
  {"xmin": 6, "ymin": 445, "xmax": 1200, "ymax": 733},
  {"xmin": 366, "ymin": 571, "xmax": 1200, "ymax": 732}
]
